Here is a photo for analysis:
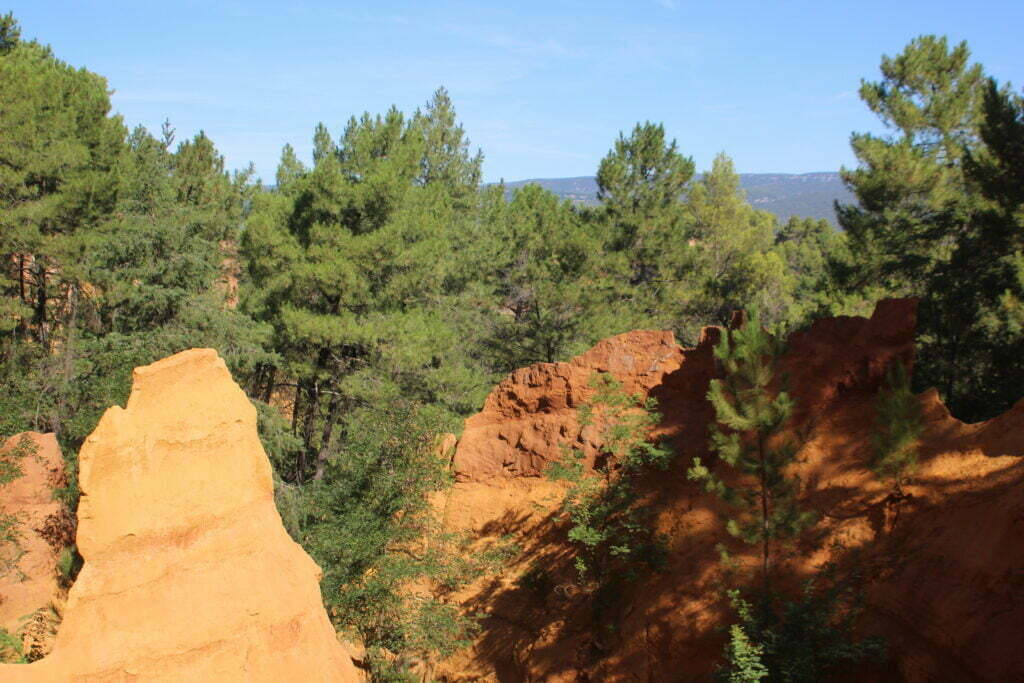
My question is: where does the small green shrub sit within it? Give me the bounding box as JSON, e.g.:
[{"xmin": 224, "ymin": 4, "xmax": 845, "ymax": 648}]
[
  {"xmin": 723, "ymin": 624, "xmax": 768, "ymax": 682},
  {"xmin": 56, "ymin": 546, "xmax": 82, "ymax": 590},
  {"xmin": 719, "ymin": 566, "xmax": 885, "ymax": 682},
  {"xmin": 0, "ymin": 626, "xmax": 26, "ymax": 664},
  {"xmin": 548, "ymin": 372, "xmax": 674, "ymax": 583}
]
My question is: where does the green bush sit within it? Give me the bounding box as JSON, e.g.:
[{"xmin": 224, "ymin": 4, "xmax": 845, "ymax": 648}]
[
  {"xmin": 0, "ymin": 626, "xmax": 25, "ymax": 664},
  {"xmin": 549, "ymin": 372, "xmax": 673, "ymax": 584},
  {"xmin": 719, "ymin": 567, "xmax": 885, "ymax": 682}
]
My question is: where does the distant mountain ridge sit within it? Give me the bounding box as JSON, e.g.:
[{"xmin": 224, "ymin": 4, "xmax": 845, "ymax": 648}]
[{"xmin": 500, "ymin": 172, "xmax": 855, "ymax": 225}]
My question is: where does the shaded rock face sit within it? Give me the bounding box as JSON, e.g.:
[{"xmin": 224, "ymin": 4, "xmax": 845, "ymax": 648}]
[
  {"xmin": 0, "ymin": 432, "xmax": 67, "ymax": 659},
  {"xmin": 0, "ymin": 349, "xmax": 358, "ymax": 682},
  {"xmin": 439, "ymin": 299, "xmax": 1024, "ymax": 682}
]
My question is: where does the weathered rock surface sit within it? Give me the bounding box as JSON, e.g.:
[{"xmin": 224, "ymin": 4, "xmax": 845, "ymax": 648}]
[
  {"xmin": 438, "ymin": 299, "xmax": 1024, "ymax": 681},
  {"xmin": 452, "ymin": 330, "xmax": 691, "ymax": 483},
  {"xmin": 0, "ymin": 432, "xmax": 67, "ymax": 659},
  {"xmin": 0, "ymin": 349, "xmax": 359, "ymax": 681}
]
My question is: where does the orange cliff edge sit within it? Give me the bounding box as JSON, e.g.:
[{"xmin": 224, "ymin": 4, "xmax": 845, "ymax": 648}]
[
  {"xmin": 0, "ymin": 349, "xmax": 359, "ymax": 682},
  {"xmin": 435, "ymin": 299, "xmax": 1024, "ymax": 682}
]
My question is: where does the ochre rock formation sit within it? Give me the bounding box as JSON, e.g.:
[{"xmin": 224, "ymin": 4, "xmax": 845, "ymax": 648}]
[
  {"xmin": 452, "ymin": 329, "xmax": 691, "ymax": 483},
  {"xmin": 437, "ymin": 299, "xmax": 1024, "ymax": 681},
  {"xmin": 0, "ymin": 432, "xmax": 67, "ymax": 659},
  {"xmin": 0, "ymin": 349, "xmax": 359, "ymax": 681}
]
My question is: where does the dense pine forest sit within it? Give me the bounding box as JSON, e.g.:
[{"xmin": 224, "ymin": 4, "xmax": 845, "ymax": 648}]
[{"xmin": 2, "ymin": 10, "xmax": 1023, "ymax": 680}]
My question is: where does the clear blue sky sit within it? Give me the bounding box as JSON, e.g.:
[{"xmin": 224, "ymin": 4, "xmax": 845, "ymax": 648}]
[{"xmin": 9, "ymin": 1, "xmax": 1023, "ymax": 183}]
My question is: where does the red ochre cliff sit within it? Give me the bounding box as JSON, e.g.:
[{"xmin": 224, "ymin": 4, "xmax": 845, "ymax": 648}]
[
  {"xmin": 436, "ymin": 299, "xmax": 1024, "ymax": 682},
  {"xmin": 0, "ymin": 349, "xmax": 359, "ymax": 682}
]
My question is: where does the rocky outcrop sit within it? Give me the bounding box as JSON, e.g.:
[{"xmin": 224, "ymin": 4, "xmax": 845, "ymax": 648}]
[
  {"xmin": 453, "ymin": 330, "xmax": 693, "ymax": 483},
  {"xmin": 438, "ymin": 299, "xmax": 1024, "ymax": 681},
  {"xmin": 0, "ymin": 349, "xmax": 359, "ymax": 681},
  {"xmin": 0, "ymin": 432, "xmax": 67, "ymax": 659}
]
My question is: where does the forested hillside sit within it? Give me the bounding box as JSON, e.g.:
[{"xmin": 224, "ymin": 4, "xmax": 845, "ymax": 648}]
[
  {"xmin": 502, "ymin": 171, "xmax": 856, "ymax": 224},
  {"xmin": 1, "ymin": 11, "xmax": 1023, "ymax": 680}
]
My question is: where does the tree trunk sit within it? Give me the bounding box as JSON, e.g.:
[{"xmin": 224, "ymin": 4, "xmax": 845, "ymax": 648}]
[
  {"xmin": 313, "ymin": 392, "xmax": 343, "ymax": 481},
  {"xmin": 248, "ymin": 363, "xmax": 265, "ymax": 398},
  {"xmin": 296, "ymin": 381, "xmax": 320, "ymax": 484},
  {"xmin": 55, "ymin": 283, "xmax": 79, "ymax": 438},
  {"xmin": 291, "ymin": 379, "xmax": 305, "ymax": 435},
  {"xmin": 261, "ymin": 366, "xmax": 277, "ymax": 403},
  {"xmin": 18, "ymin": 254, "xmax": 27, "ymax": 305},
  {"xmin": 32, "ymin": 261, "xmax": 48, "ymax": 348},
  {"xmin": 758, "ymin": 434, "xmax": 770, "ymax": 591},
  {"xmin": 298, "ymin": 348, "xmax": 333, "ymax": 482}
]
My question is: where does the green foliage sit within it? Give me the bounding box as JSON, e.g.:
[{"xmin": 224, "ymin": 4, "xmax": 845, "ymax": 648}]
[
  {"xmin": 476, "ymin": 183, "xmax": 621, "ymax": 371},
  {"xmin": 871, "ymin": 362, "xmax": 922, "ymax": 489},
  {"xmin": 289, "ymin": 401, "xmax": 478, "ymax": 673},
  {"xmin": 688, "ymin": 315, "xmax": 814, "ymax": 584},
  {"xmin": 241, "ymin": 100, "xmax": 491, "ymax": 485},
  {"xmin": 597, "ymin": 121, "xmax": 695, "ymax": 287},
  {"xmin": 364, "ymin": 650, "xmax": 418, "ymax": 683},
  {"xmin": 774, "ymin": 216, "xmax": 866, "ymax": 324},
  {"xmin": 916, "ymin": 77, "xmax": 1024, "ymax": 421},
  {"xmin": 719, "ymin": 569, "xmax": 885, "ymax": 682},
  {"xmin": 837, "ymin": 35, "xmax": 1024, "ymax": 421},
  {"xmin": 413, "ymin": 86, "xmax": 483, "ymax": 204},
  {"xmin": 0, "ymin": 15, "xmax": 270, "ymax": 520},
  {"xmin": 679, "ymin": 154, "xmax": 789, "ymax": 332},
  {"xmin": 838, "ymin": 35, "xmax": 985, "ymax": 295},
  {"xmin": 549, "ymin": 373, "xmax": 673, "ymax": 585},
  {"xmin": 0, "ymin": 433, "xmax": 32, "ymax": 485},
  {"xmin": 0, "ymin": 626, "xmax": 26, "ymax": 664},
  {"xmin": 0, "ymin": 12, "xmax": 21, "ymax": 54},
  {"xmin": 722, "ymin": 624, "xmax": 768, "ymax": 682},
  {"xmin": 0, "ymin": 16, "xmax": 943, "ymax": 677},
  {"xmin": 56, "ymin": 546, "xmax": 81, "ymax": 591}
]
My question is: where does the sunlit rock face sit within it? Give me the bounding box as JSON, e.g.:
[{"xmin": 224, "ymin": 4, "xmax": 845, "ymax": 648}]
[{"xmin": 0, "ymin": 349, "xmax": 359, "ymax": 682}]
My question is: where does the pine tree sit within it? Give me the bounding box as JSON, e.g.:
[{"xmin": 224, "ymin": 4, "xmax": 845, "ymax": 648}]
[
  {"xmin": 596, "ymin": 121, "xmax": 694, "ymax": 286},
  {"xmin": 722, "ymin": 624, "xmax": 769, "ymax": 682},
  {"xmin": 0, "ymin": 26, "xmax": 126, "ymax": 347},
  {"xmin": 774, "ymin": 216, "xmax": 857, "ymax": 325},
  {"xmin": 836, "ymin": 36, "xmax": 1024, "ymax": 420},
  {"xmin": 932, "ymin": 79, "xmax": 1024, "ymax": 419},
  {"xmin": 477, "ymin": 183, "xmax": 619, "ymax": 370},
  {"xmin": 275, "ymin": 143, "xmax": 306, "ymax": 193},
  {"xmin": 241, "ymin": 104, "xmax": 484, "ymax": 483},
  {"xmin": 687, "ymin": 315, "xmax": 813, "ymax": 586},
  {"xmin": 0, "ymin": 11, "xmax": 20, "ymax": 54},
  {"xmin": 680, "ymin": 153, "xmax": 788, "ymax": 333},
  {"xmin": 414, "ymin": 86, "xmax": 483, "ymax": 203},
  {"xmin": 837, "ymin": 35, "xmax": 986, "ymax": 295}
]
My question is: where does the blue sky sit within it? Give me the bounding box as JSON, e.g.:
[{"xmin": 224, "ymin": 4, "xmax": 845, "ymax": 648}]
[{"xmin": 9, "ymin": 1, "xmax": 1023, "ymax": 183}]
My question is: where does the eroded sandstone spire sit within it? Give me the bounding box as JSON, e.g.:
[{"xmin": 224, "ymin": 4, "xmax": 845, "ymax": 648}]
[{"xmin": 1, "ymin": 349, "xmax": 359, "ymax": 681}]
